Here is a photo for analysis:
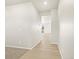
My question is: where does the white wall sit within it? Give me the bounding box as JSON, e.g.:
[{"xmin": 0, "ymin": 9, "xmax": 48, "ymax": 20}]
[
  {"xmin": 50, "ymin": 9, "xmax": 59, "ymax": 44},
  {"xmin": 5, "ymin": 2, "xmax": 41, "ymax": 49},
  {"xmin": 58, "ymin": 0, "xmax": 74, "ymax": 59}
]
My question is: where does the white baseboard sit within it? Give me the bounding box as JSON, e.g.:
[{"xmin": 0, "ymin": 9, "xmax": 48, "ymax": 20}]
[
  {"xmin": 58, "ymin": 45, "xmax": 63, "ymax": 59},
  {"xmin": 5, "ymin": 39, "xmax": 41, "ymax": 50},
  {"xmin": 5, "ymin": 45, "xmax": 32, "ymax": 50},
  {"xmin": 31, "ymin": 40, "xmax": 41, "ymax": 49}
]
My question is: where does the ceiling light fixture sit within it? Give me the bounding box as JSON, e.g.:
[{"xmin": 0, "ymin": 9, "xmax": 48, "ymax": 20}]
[{"xmin": 44, "ymin": 1, "xmax": 47, "ymax": 5}]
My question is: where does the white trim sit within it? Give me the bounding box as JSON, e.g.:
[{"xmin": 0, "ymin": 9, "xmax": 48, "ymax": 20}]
[
  {"xmin": 31, "ymin": 40, "xmax": 41, "ymax": 49},
  {"xmin": 58, "ymin": 45, "xmax": 63, "ymax": 59},
  {"xmin": 5, "ymin": 39, "xmax": 41, "ymax": 50},
  {"xmin": 5, "ymin": 45, "xmax": 32, "ymax": 50}
]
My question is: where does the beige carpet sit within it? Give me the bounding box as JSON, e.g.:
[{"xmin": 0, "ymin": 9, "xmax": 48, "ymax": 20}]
[{"xmin": 5, "ymin": 47, "xmax": 29, "ymax": 59}]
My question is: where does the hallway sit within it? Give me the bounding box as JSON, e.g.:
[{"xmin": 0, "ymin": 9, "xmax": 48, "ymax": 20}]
[{"xmin": 5, "ymin": 0, "xmax": 74, "ymax": 59}]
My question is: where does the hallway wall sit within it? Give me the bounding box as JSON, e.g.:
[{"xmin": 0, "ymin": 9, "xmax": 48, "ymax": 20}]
[
  {"xmin": 50, "ymin": 9, "xmax": 59, "ymax": 44},
  {"xmin": 58, "ymin": 0, "xmax": 74, "ymax": 59},
  {"xmin": 5, "ymin": 2, "xmax": 41, "ymax": 49}
]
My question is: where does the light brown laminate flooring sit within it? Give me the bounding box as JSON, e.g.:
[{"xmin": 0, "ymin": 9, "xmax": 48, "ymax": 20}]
[
  {"xmin": 5, "ymin": 47, "xmax": 29, "ymax": 59},
  {"xmin": 20, "ymin": 34, "xmax": 61, "ymax": 59},
  {"xmin": 20, "ymin": 43, "xmax": 61, "ymax": 59}
]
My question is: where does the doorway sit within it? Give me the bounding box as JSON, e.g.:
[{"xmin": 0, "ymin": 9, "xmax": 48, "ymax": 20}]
[{"xmin": 41, "ymin": 15, "xmax": 52, "ymax": 45}]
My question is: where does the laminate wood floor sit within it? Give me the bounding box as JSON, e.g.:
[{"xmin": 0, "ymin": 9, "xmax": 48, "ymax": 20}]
[
  {"xmin": 5, "ymin": 47, "xmax": 29, "ymax": 59},
  {"xmin": 20, "ymin": 40, "xmax": 61, "ymax": 59}
]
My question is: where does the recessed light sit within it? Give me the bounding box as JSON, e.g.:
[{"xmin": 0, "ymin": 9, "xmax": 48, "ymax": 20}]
[{"xmin": 44, "ymin": 1, "xmax": 47, "ymax": 5}]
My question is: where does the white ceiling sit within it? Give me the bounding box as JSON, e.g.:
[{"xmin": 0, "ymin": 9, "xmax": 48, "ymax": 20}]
[
  {"xmin": 6, "ymin": 0, "xmax": 59, "ymax": 12},
  {"xmin": 32, "ymin": 0, "xmax": 59, "ymax": 12},
  {"xmin": 5, "ymin": 0, "xmax": 30, "ymax": 5}
]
